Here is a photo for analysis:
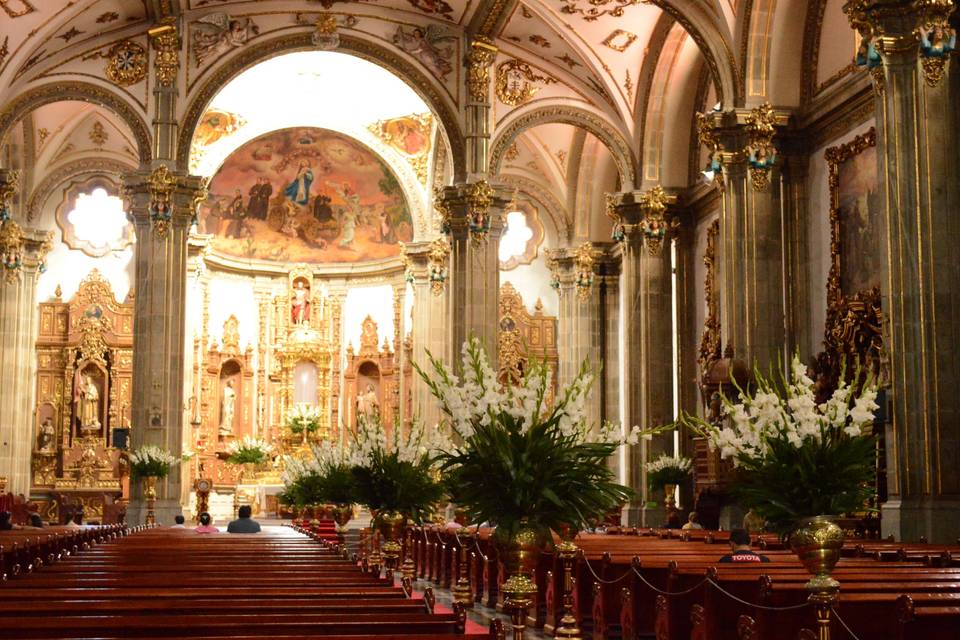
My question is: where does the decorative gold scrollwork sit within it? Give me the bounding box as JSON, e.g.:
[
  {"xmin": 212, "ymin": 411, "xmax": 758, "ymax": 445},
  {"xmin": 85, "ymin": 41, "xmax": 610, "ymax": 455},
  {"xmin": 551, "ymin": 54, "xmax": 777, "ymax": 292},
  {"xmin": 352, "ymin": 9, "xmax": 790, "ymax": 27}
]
[
  {"xmin": 149, "ymin": 19, "xmax": 180, "ymax": 88},
  {"xmin": 638, "ymin": 186, "xmax": 679, "ymax": 256},
  {"xmin": 147, "ymin": 165, "xmax": 177, "ymax": 239},
  {"xmin": 466, "ymin": 37, "xmax": 498, "ymax": 102},
  {"xmin": 426, "ymin": 237, "xmax": 450, "ymax": 296},
  {"xmin": 495, "ymin": 59, "xmax": 556, "ymax": 107},
  {"xmin": 105, "ymin": 40, "xmax": 147, "ymax": 87},
  {"xmin": 0, "ymin": 170, "xmax": 23, "ymax": 283},
  {"xmin": 744, "ymin": 103, "xmax": 778, "ymax": 192},
  {"xmin": 465, "ymin": 180, "xmax": 494, "ymax": 245},
  {"xmin": 573, "ymin": 241, "xmax": 595, "ymax": 301}
]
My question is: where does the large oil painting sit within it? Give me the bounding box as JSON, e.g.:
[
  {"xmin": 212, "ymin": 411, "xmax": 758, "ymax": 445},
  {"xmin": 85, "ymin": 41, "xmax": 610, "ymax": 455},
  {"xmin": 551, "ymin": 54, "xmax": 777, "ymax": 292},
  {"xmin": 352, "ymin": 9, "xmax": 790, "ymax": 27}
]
[
  {"xmin": 827, "ymin": 127, "xmax": 881, "ymax": 299},
  {"xmin": 198, "ymin": 127, "xmax": 413, "ymax": 264}
]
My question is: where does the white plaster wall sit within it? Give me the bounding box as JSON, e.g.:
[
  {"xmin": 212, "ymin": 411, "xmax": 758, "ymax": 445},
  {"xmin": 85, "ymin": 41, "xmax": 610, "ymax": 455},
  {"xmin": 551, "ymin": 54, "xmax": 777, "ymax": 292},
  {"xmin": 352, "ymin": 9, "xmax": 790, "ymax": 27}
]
[{"xmin": 500, "ymin": 253, "xmax": 559, "ymax": 317}]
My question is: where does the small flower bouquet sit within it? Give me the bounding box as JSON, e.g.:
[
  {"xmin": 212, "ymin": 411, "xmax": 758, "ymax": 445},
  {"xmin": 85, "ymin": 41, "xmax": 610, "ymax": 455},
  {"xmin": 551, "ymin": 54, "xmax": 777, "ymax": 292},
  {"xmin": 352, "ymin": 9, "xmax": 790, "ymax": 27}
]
[
  {"xmin": 128, "ymin": 445, "xmax": 179, "ymax": 478},
  {"xmin": 680, "ymin": 355, "xmax": 879, "ymax": 534},
  {"xmin": 645, "ymin": 454, "xmax": 693, "ymax": 491},
  {"xmin": 286, "ymin": 403, "xmax": 322, "ymax": 435},
  {"xmin": 226, "ymin": 435, "xmax": 273, "ymax": 466}
]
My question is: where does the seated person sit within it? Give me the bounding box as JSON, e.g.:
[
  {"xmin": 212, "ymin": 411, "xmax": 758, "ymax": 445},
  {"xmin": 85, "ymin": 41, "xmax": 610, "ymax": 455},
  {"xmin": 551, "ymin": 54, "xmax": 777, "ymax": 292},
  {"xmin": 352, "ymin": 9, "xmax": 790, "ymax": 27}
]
[
  {"xmin": 719, "ymin": 528, "xmax": 769, "ymax": 563},
  {"xmin": 0, "ymin": 510, "xmax": 19, "ymax": 530},
  {"xmin": 65, "ymin": 510, "xmax": 83, "ymax": 528},
  {"xmin": 28, "ymin": 513, "xmax": 44, "ymax": 528},
  {"xmin": 227, "ymin": 505, "xmax": 261, "ymax": 533},
  {"xmin": 195, "ymin": 512, "xmax": 219, "ymax": 534},
  {"xmin": 682, "ymin": 511, "xmax": 704, "ymax": 530},
  {"xmin": 171, "ymin": 515, "xmax": 186, "ymax": 528}
]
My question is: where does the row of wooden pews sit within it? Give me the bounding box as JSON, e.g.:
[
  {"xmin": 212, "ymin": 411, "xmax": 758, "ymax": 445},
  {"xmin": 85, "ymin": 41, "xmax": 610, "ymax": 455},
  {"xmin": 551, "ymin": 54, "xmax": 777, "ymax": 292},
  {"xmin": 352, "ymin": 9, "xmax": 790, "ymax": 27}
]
[
  {"xmin": 1, "ymin": 523, "xmax": 499, "ymax": 640},
  {"xmin": 410, "ymin": 525, "xmax": 960, "ymax": 640},
  {"xmin": 0, "ymin": 523, "xmax": 124, "ymax": 579}
]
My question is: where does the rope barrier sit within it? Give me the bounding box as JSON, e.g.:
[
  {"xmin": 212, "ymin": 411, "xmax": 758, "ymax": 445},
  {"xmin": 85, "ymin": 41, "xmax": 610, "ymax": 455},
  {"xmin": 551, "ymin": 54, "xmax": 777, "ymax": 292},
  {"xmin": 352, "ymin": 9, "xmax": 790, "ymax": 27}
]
[
  {"xmin": 579, "ymin": 554, "xmax": 634, "ymax": 585},
  {"xmin": 705, "ymin": 579, "xmax": 810, "ymax": 612},
  {"xmin": 831, "ymin": 607, "xmax": 864, "ymax": 640}
]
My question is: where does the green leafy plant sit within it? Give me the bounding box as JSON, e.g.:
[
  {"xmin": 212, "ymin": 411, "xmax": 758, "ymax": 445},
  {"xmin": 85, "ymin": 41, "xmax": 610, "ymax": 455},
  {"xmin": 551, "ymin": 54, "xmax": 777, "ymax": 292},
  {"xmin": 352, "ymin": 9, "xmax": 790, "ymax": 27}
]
[
  {"xmin": 679, "ymin": 355, "xmax": 879, "ymax": 535},
  {"xmin": 351, "ymin": 447, "xmax": 443, "ymax": 523},
  {"xmin": 416, "ymin": 338, "xmax": 662, "ymax": 547}
]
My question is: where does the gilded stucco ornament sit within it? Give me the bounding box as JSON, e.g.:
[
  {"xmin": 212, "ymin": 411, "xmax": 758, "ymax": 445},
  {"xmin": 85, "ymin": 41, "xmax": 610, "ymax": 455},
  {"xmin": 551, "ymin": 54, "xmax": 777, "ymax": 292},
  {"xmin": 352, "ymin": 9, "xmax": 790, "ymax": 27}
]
[
  {"xmin": 696, "ymin": 111, "xmax": 725, "ymax": 191},
  {"xmin": 916, "ymin": 0, "xmax": 956, "ymax": 87},
  {"xmin": 573, "ymin": 241, "xmax": 595, "ymax": 301},
  {"xmin": 426, "ymin": 237, "xmax": 450, "ymax": 295},
  {"xmin": 744, "ymin": 103, "xmax": 778, "ymax": 192},
  {"xmin": 0, "ymin": 170, "xmax": 23, "ymax": 283},
  {"xmin": 147, "ymin": 165, "xmax": 177, "ymax": 239},
  {"xmin": 546, "ymin": 250, "xmax": 561, "ymax": 292},
  {"xmin": 104, "ymin": 40, "xmax": 147, "ymax": 87},
  {"xmin": 466, "ymin": 37, "xmax": 498, "ymax": 102},
  {"xmin": 697, "ymin": 220, "xmax": 721, "ymax": 375},
  {"xmin": 495, "ymin": 59, "xmax": 556, "ymax": 106},
  {"xmin": 149, "ymin": 19, "xmax": 180, "ymax": 88},
  {"xmin": 433, "ymin": 186, "xmax": 451, "ymax": 234},
  {"xmin": 465, "ymin": 180, "xmax": 495, "ymax": 245},
  {"xmin": 638, "ymin": 186, "xmax": 679, "ymax": 256}
]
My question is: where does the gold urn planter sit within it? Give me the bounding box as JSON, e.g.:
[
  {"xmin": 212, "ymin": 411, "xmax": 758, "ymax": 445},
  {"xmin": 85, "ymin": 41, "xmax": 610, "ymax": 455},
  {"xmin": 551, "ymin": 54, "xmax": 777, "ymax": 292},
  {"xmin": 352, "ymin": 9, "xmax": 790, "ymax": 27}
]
[
  {"xmin": 143, "ymin": 475, "xmax": 158, "ymax": 525},
  {"xmin": 332, "ymin": 504, "xmax": 353, "ymax": 533},
  {"xmin": 376, "ymin": 510, "xmax": 407, "ymax": 572},
  {"xmin": 497, "ymin": 521, "xmax": 542, "ymax": 640},
  {"xmin": 788, "ymin": 515, "xmax": 844, "ymax": 591}
]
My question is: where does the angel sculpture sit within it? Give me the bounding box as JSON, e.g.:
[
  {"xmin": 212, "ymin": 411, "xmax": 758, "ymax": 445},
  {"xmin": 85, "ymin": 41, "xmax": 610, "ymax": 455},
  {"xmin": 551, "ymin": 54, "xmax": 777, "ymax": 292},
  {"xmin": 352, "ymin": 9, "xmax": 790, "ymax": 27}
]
[
  {"xmin": 392, "ymin": 25, "xmax": 456, "ymax": 80},
  {"xmin": 192, "ymin": 13, "xmax": 260, "ymax": 67}
]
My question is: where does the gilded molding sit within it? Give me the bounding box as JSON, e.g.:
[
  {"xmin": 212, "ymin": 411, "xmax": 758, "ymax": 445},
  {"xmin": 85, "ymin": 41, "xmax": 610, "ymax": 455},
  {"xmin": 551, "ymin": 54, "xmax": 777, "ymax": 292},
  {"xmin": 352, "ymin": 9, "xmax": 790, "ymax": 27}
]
[
  {"xmin": 697, "ymin": 219, "xmax": 721, "ymax": 374},
  {"xmin": 0, "ymin": 82, "xmax": 152, "ymax": 165},
  {"xmin": 466, "ymin": 37, "xmax": 498, "ymax": 102},
  {"xmin": 490, "ymin": 105, "xmax": 637, "ymax": 189},
  {"xmin": 176, "ymin": 33, "xmax": 466, "ymax": 180},
  {"xmin": 26, "ymin": 158, "xmax": 135, "ymax": 222}
]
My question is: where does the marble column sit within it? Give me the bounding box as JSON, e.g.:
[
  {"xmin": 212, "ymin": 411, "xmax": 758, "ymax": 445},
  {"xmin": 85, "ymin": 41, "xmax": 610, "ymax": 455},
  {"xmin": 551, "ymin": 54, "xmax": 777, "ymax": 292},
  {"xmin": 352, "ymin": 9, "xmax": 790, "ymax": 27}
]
[
  {"xmin": 403, "ymin": 240, "xmax": 449, "ymax": 429},
  {"xmin": 845, "ymin": 0, "xmax": 960, "ymax": 542},
  {"xmin": 0, "ymin": 170, "xmax": 51, "ymax": 495},
  {"xmin": 437, "ymin": 182, "xmax": 510, "ymax": 367},
  {"xmin": 548, "ymin": 243, "xmax": 603, "ymax": 426},
  {"xmin": 607, "ymin": 188, "xmax": 678, "ymax": 526},
  {"xmin": 123, "ymin": 167, "xmax": 205, "ymax": 525},
  {"xmin": 701, "ymin": 106, "xmax": 790, "ymax": 372}
]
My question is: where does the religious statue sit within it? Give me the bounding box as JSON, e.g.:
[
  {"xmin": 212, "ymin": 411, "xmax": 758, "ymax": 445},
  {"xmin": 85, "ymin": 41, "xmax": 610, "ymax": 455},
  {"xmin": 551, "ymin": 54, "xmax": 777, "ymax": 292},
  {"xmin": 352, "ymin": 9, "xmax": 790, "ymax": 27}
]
[
  {"xmin": 37, "ymin": 417, "xmax": 55, "ymax": 452},
  {"xmin": 356, "ymin": 384, "xmax": 380, "ymax": 422},
  {"xmin": 220, "ymin": 380, "xmax": 236, "ymax": 437},
  {"xmin": 76, "ymin": 373, "xmax": 100, "ymax": 432},
  {"xmin": 291, "ymin": 279, "xmax": 311, "ymax": 326}
]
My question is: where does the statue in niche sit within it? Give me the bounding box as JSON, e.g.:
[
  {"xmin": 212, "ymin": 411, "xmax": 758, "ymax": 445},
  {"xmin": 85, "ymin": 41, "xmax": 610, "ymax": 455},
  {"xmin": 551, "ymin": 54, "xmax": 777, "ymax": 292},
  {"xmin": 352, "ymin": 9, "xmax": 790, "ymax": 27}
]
[
  {"xmin": 37, "ymin": 417, "xmax": 56, "ymax": 452},
  {"xmin": 356, "ymin": 384, "xmax": 380, "ymax": 423},
  {"xmin": 291, "ymin": 278, "xmax": 311, "ymax": 326},
  {"xmin": 219, "ymin": 380, "xmax": 236, "ymax": 437},
  {"xmin": 76, "ymin": 373, "xmax": 101, "ymax": 433}
]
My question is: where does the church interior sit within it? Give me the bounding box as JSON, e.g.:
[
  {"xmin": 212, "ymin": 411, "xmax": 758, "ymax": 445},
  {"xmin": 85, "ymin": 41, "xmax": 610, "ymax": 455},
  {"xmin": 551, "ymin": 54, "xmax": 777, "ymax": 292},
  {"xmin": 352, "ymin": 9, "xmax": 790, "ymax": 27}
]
[{"xmin": 0, "ymin": 0, "xmax": 958, "ymax": 639}]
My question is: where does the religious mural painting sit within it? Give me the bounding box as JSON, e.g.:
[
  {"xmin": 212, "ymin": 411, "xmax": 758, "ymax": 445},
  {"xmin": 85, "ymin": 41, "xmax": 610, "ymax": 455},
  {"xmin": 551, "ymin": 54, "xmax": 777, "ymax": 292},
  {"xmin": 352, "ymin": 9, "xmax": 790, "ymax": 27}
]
[{"xmin": 198, "ymin": 127, "xmax": 414, "ymax": 264}]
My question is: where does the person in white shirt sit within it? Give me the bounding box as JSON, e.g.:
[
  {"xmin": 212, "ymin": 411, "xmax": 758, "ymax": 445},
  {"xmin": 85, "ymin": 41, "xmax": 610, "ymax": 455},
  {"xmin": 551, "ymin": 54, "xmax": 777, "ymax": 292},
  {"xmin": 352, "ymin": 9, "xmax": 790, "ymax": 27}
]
[{"xmin": 681, "ymin": 511, "xmax": 704, "ymax": 530}]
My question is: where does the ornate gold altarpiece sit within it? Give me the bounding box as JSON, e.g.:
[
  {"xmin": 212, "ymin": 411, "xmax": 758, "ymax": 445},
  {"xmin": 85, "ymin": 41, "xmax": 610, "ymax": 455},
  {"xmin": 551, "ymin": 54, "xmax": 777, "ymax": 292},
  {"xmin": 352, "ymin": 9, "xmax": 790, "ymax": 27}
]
[
  {"xmin": 497, "ymin": 282, "xmax": 558, "ymax": 387},
  {"xmin": 31, "ymin": 270, "xmax": 131, "ymax": 522}
]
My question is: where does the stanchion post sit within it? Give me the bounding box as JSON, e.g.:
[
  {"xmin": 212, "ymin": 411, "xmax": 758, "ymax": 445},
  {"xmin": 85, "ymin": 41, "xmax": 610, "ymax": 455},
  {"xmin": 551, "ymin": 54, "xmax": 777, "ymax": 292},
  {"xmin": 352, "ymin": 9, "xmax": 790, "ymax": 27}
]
[{"xmin": 554, "ymin": 541, "xmax": 582, "ymax": 639}]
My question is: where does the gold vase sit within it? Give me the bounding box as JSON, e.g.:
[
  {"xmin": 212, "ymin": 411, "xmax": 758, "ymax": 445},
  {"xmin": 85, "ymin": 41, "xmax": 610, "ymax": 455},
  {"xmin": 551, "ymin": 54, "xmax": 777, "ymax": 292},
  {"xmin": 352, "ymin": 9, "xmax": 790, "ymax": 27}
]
[
  {"xmin": 499, "ymin": 521, "xmax": 542, "ymax": 640},
  {"xmin": 376, "ymin": 511, "xmax": 407, "ymax": 572},
  {"xmin": 333, "ymin": 503, "xmax": 353, "ymax": 533},
  {"xmin": 663, "ymin": 483, "xmax": 677, "ymax": 511},
  {"xmin": 788, "ymin": 515, "xmax": 844, "ymax": 591},
  {"xmin": 143, "ymin": 476, "xmax": 158, "ymax": 525}
]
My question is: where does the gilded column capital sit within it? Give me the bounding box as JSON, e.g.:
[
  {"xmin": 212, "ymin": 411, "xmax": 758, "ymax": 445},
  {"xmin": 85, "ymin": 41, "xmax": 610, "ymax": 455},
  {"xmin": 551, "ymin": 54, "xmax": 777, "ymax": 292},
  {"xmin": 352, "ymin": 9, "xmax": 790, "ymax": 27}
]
[
  {"xmin": 546, "ymin": 241, "xmax": 596, "ymax": 300},
  {"xmin": 844, "ymin": 0, "xmax": 956, "ymax": 87},
  {"xmin": 435, "ymin": 180, "xmax": 511, "ymax": 244},
  {"xmin": 122, "ymin": 166, "xmax": 206, "ymax": 239},
  {"xmin": 699, "ymin": 105, "xmax": 790, "ymax": 191},
  {"xmin": 606, "ymin": 186, "xmax": 680, "ymax": 255},
  {"xmin": 466, "ymin": 37, "xmax": 498, "ymax": 102},
  {"xmin": 402, "ymin": 238, "xmax": 450, "ymax": 296}
]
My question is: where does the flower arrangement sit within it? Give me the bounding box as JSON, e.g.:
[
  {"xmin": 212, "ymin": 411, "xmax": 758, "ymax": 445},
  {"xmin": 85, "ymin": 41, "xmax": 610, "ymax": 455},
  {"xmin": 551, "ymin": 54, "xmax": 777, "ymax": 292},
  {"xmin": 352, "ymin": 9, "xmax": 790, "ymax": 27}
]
[
  {"xmin": 680, "ymin": 355, "xmax": 879, "ymax": 534},
  {"xmin": 348, "ymin": 415, "xmax": 445, "ymax": 524},
  {"xmin": 416, "ymin": 337, "xmax": 660, "ymax": 545},
  {"xmin": 128, "ymin": 445, "xmax": 179, "ymax": 478},
  {"xmin": 645, "ymin": 454, "xmax": 692, "ymax": 491},
  {"xmin": 286, "ymin": 403, "xmax": 323, "ymax": 435},
  {"xmin": 226, "ymin": 436, "xmax": 273, "ymax": 466}
]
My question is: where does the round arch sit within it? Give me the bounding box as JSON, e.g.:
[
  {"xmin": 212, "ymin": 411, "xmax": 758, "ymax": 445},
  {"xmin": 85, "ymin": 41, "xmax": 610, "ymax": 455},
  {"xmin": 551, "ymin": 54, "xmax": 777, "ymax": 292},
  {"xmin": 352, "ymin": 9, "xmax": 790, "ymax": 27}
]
[
  {"xmin": 489, "ymin": 103, "xmax": 638, "ymax": 191},
  {"xmin": 0, "ymin": 81, "xmax": 152, "ymax": 166},
  {"xmin": 176, "ymin": 33, "xmax": 467, "ymax": 182}
]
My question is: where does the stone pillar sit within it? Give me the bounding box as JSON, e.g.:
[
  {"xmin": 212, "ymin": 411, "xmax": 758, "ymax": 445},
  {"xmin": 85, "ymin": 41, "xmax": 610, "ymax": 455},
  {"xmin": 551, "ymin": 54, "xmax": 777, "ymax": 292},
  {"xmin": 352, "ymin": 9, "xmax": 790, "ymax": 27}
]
[
  {"xmin": 403, "ymin": 240, "xmax": 450, "ymax": 429},
  {"xmin": 0, "ymin": 170, "xmax": 52, "ymax": 495},
  {"xmin": 436, "ymin": 182, "xmax": 510, "ymax": 366},
  {"xmin": 607, "ymin": 187, "xmax": 678, "ymax": 526},
  {"xmin": 845, "ymin": 0, "xmax": 960, "ymax": 542},
  {"xmin": 700, "ymin": 106, "xmax": 790, "ymax": 371},
  {"xmin": 123, "ymin": 166, "xmax": 205, "ymax": 525},
  {"xmin": 548, "ymin": 242, "xmax": 603, "ymax": 425}
]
